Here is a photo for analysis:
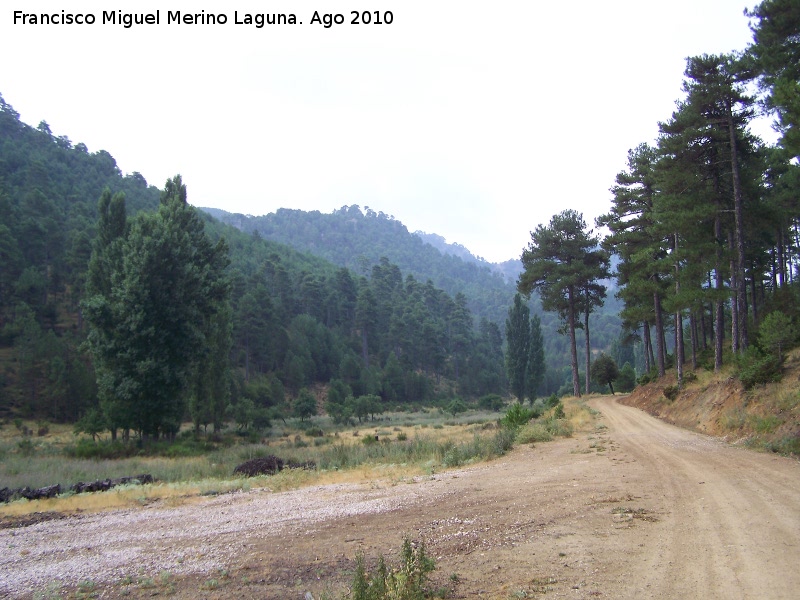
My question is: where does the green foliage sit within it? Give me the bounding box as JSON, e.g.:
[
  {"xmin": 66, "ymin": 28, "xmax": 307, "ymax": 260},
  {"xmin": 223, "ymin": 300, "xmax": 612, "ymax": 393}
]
[
  {"xmin": 616, "ymin": 362, "xmax": 637, "ymax": 393},
  {"xmin": 73, "ymin": 408, "xmax": 108, "ymax": 441},
  {"xmin": 544, "ymin": 415, "xmax": 572, "ymax": 438},
  {"xmin": 746, "ymin": 0, "xmax": 800, "ymax": 156},
  {"xmin": 305, "ymin": 426, "xmax": 324, "ymax": 438},
  {"xmin": 736, "ymin": 347, "xmax": 783, "ymax": 390},
  {"xmin": 515, "ymin": 422, "xmax": 552, "ymax": 444},
  {"xmin": 350, "ymin": 538, "xmax": 435, "ymax": 600},
  {"xmin": 527, "ymin": 313, "xmax": 546, "ymax": 400},
  {"xmin": 500, "ymin": 402, "xmax": 534, "ymax": 430},
  {"xmin": 519, "ymin": 210, "xmax": 608, "ymax": 398},
  {"xmin": 551, "ymin": 401, "xmax": 565, "ymax": 420},
  {"xmin": 83, "ymin": 177, "xmax": 231, "ymax": 440},
  {"xmin": 293, "ymin": 389, "xmax": 318, "ymax": 422},
  {"xmin": 477, "ymin": 394, "xmax": 504, "ymax": 411},
  {"xmin": 662, "ymin": 385, "xmax": 680, "ymax": 402},
  {"xmin": 505, "ymin": 294, "xmax": 531, "ymax": 401},
  {"xmin": 590, "ymin": 353, "xmax": 621, "ymax": 394},
  {"xmin": 445, "ymin": 398, "xmax": 467, "ymax": 417},
  {"xmin": 758, "ymin": 310, "xmax": 797, "ymax": 363}
]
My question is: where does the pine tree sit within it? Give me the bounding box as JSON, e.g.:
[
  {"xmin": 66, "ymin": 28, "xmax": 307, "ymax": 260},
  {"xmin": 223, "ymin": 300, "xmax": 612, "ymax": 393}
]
[{"xmin": 519, "ymin": 210, "xmax": 606, "ymax": 397}]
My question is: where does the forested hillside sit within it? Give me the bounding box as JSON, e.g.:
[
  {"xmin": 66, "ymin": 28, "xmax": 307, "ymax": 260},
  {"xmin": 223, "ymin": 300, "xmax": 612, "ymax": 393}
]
[
  {"xmin": 0, "ymin": 95, "xmax": 516, "ymax": 432},
  {"xmin": 201, "ymin": 206, "xmax": 515, "ymax": 326},
  {"xmin": 0, "ymin": 93, "xmax": 162, "ymax": 422}
]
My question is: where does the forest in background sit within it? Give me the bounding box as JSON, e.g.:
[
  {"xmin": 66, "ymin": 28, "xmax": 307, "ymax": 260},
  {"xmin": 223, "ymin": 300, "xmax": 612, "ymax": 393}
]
[{"xmin": 0, "ymin": 97, "xmax": 519, "ymax": 435}]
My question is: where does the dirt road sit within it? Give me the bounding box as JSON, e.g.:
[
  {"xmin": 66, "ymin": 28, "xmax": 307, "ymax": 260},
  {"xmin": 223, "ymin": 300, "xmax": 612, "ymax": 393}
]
[{"xmin": 2, "ymin": 397, "xmax": 799, "ymax": 599}]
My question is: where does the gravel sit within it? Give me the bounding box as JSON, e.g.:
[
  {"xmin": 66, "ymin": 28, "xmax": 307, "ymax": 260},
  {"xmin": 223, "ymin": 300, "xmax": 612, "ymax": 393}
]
[{"xmin": 0, "ymin": 472, "xmax": 465, "ymax": 597}]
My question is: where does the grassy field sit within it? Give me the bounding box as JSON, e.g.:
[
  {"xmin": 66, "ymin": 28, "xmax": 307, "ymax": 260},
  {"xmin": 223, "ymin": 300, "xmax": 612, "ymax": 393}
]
[{"xmin": 0, "ymin": 398, "xmax": 595, "ymax": 517}]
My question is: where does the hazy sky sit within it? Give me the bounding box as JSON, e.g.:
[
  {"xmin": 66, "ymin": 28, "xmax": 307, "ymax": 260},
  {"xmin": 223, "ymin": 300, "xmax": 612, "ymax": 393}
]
[{"xmin": 2, "ymin": 1, "xmax": 775, "ymax": 262}]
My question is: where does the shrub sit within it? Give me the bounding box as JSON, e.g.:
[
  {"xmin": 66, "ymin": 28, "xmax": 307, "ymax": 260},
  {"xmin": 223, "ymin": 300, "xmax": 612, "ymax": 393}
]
[
  {"xmin": 478, "ymin": 394, "xmax": 505, "ymax": 411},
  {"xmin": 552, "ymin": 401, "xmax": 565, "ymax": 420},
  {"xmin": 305, "ymin": 426, "xmax": 324, "ymax": 438},
  {"xmin": 544, "ymin": 417, "xmax": 573, "ymax": 438},
  {"xmin": 516, "ymin": 423, "xmax": 552, "ymax": 444},
  {"xmin": 351, "ymin": 537, "xmax": 435, "ymax": 600},
  {"xmin": 16, "ymin": 438, "xmax": 35, "ymax": 456},
  {"xmin": 736, "ymin": 347, "xmax": 783, "ymax": 389},
  {"xmin": 501, "ymin": 403, "xmax": 534, "ymax": 429},
  {"xmin": 64, "ymin": 439, "xmax": 138, "ymax": 459},
  {"xmin": 491, "ymin": 426, "xmax": 517, "ymax": 455},
  {"xmin": 663, "ymin": 385, "xmax": 680, "ymax": 402}
]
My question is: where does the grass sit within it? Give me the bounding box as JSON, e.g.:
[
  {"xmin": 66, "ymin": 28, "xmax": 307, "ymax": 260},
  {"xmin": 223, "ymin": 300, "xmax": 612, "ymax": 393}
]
[
  {"xmin": 0, "ymin": 407, "xmax": 515, "ymax": 514},
  {"xmin": 1, "ymin": 400, "xmax": 599, "ymax": 517}
]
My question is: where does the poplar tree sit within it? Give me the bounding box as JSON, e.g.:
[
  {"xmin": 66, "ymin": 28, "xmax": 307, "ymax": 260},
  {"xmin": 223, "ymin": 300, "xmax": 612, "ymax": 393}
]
[
  {"xmin": 505, "ymin": 294, "xmax": 530, "ymax": 401},
  {"xmin": 526, "ymin": 313, "xmax": 545, "ymax": 401},
  {"xmin": 84, "ymin": 176, "xmax": 230, "ymax": 440}
]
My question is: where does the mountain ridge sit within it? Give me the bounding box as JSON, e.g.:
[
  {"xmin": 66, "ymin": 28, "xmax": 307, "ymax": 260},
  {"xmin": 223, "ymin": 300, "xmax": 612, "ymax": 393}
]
[{"xmin": 199, "ymin": 205, "xmax": 520, "ymax": 327}]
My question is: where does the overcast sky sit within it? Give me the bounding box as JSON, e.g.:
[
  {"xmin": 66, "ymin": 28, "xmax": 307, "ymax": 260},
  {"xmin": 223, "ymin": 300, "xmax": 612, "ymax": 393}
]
[{"xmin": 1, "ymin": 1, "xmax": 775, "ymax": 263}]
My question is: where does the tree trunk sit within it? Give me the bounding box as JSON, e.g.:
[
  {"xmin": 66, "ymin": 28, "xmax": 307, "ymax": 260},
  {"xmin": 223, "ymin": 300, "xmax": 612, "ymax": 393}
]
[
  {"xmin": 690, "ymin": 312, "xmax": 698, "ymax": 370},
  {"xmin": 642, "ymin": 321, "xmax": 653, "ymax": 374},
  {"xmin": 568, "ymin": 287, "xmax": 581, "ymax": 397},
  {"xmin": 584, "ymin": 303, "xmax": 591, "ymax": 395},
  {"xmin": 727, "ymin": 99, "xmax": 748, "ymax": 351},
  {"xmin": 653, "ymin": 291, "xmax": 666, "ymax": 378},
  {"xmin": 729, "ymin": 232, "xmax": 739, "ymax": 355},
  {"xmin": 675, "ymin": 233, "xmax": 684, "ymax": 386}
]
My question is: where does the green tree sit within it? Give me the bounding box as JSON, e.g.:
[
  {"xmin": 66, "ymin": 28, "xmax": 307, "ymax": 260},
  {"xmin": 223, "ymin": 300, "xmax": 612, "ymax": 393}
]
[
  {"xmin": 83, "ymin": 176, "xmax": 230, "ymax": 440},
  {"xmin": 758, "ymin": 310, "xmax": 796, "ymax": 363},
  {"xmin": 519, "ymin": 210, "xmax": 607, "ymax": 397},
  {"xmin": 616, "ymin": 362, "xmax": 637, "ymax": 393},
  {"xmin": 293, "ymin": 388, "xmax": 318, "ymax": 422},
  {"xmin": 505, "ymin": 294, "xmax": 530, "ymax": 401},
  {"xmin": 599, "ymin": 143, "xmax": 669, "ymax": 378},
  {"xmin": 746, "ymin": 0, "xmax": 800, "ymax": 157},
  {"xmin": 526, "ymin": 314, "xmax": 545, "ymax": 401},
  {"xmin": 590, "ymin": 353, "xmax": 621, "ymax": 395}
]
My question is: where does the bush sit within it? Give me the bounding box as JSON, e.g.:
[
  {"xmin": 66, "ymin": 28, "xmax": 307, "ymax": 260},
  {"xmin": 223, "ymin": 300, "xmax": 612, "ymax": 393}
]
[
  {"xmin": 552, "ymin": 401, "xmax": 565, "ymax": 420},
  {"xmin": 478, "ymin": 394, "xmax": 505, "ymax": 411},
  {"xmin": 516, "ymin": 423, "xmax": 552, "ymax": 444},
  {"xmin": 501, "ymin": 402, "xmax": 534, "ymax": 429},
  {"xmin": 544, "ymin": 417, "xmax": 573, "ymax": 438},
  {"xmin": 305, "ymin": 426, "xmax": 324, "ymax": 438},
  {"xmin": 64, "ymin": 439, "xmax": 139, "ymax": 459},
  {"xmin": 736, "ymin": 347, "xmax": 783, "ymax": 390},
  {"xmin": 491, "ymin": 426, "xmax": 517, "ymax": 455},
  {"xmin": 663, "ymin": 385, "xmax": 680, "ymax": 402},
  {"xmin": 351, "ymin": 537, "xmax": 435, "ymax": 600},
  {"xmin": 637, "ymin": 370, "xmax": 656, "ymax": 386}
]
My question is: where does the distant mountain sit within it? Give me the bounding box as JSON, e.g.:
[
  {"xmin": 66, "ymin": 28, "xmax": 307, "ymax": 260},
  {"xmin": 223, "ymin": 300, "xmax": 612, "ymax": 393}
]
[
  {"xmin": 201, "ymin": 205, "xmax": 518, "ymax": 327},
  {"xmin": 412, "ymin": 231, "xmax": 523, "ymax": 284}
]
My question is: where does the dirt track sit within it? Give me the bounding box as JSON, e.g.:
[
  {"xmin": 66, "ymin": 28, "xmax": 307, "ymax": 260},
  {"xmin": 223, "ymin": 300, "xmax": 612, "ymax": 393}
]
[{"xmin": 2, "ymin": 397, "xmax": 799, "ymax": 599}]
